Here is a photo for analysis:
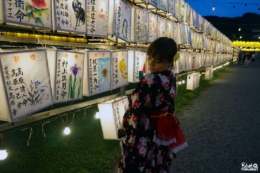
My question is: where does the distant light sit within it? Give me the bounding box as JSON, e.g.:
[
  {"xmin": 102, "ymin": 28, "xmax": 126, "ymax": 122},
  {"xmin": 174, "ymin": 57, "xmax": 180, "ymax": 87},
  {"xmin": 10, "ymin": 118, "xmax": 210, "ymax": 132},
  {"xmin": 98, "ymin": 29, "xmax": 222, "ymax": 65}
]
[
  {"xmin": 63, "ymin": 126, "xmax": 71, "ymax": 135},
  {"xmin": 240, "ymin": 36, "xmax": 242, "ymax": 39},
  {"xmin": 95, "ymin": 112, "xmax": 100, "ymax": 119},
  {"xmin": 178, "ymin": 81, "xmax": 182, "ymax": 85},
  {"xmin": 259, "ymin": 37, "xmax": 260, "ymax": 39},
  {"xmin": 212, "ymin": 5, "xmax": 215, "ymax": 11},
  {"xmin": 182, "ymin": 80, "xmax": 185, "ymax": 84},
  {"xmin": 0, "ymin": 150, "xmax": 8, "ymax": 160},
  {"xmin": 238, "ymin": 28, "xmax": 241, "ymax": 31}
]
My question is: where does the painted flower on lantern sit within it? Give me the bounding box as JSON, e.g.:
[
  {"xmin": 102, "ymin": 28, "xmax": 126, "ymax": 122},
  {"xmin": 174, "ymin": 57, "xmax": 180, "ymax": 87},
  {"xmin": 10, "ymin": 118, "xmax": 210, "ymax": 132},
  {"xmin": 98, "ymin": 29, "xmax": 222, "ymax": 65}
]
[
  {"xmin": 70, "ymin": 64, "xmax": 81, "ymax": 76},
  {"xmin": 40, "ymin": 88, "xmax": 45, "ymax": 94},
  {"xmin": 31, "ymin": 0, "xmax": 46, "ymax": 8},
  {"xmin": 34, "ymin": 80, "xmax": 41, "ymax": 87},
  {"xmin": 68, "ymin": 64, "xmax": 82, "ymax": 99},
  {"xmin": 27, "ymin": 79, "xmax": 48, "ymax": 106},
  {"xmin": 26, "ymin": 0, "xmax": 49, "ymax": 26}
]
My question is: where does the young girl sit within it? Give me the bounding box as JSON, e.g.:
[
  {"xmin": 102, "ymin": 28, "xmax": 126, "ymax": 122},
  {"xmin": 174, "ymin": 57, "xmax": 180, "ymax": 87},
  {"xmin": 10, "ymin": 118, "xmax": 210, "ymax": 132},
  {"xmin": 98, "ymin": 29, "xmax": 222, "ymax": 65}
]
[{"xmin": 118, "ymin": 37, "xmax": 188, "ymax": 173}]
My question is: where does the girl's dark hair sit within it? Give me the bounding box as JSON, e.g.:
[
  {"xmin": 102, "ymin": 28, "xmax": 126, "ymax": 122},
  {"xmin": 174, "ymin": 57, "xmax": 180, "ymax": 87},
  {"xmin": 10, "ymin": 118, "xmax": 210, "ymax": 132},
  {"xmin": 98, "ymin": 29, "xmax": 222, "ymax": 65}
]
[{"xmin": 147, "ymin": 37, "xmax": 177, "ymax": 63}]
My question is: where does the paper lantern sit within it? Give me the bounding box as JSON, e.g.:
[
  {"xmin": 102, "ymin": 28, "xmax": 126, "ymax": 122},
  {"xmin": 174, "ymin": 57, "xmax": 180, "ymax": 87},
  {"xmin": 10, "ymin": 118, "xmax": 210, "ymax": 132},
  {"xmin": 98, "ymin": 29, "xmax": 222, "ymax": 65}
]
[
  {"xmin": 148, "ymin": 12, "xmax": 158, "ymax": 42},
  {"xmin": 205, "ymin": 66, "xmax": 213, "ymax": 80},
  {"xmin": 109, "ymin": 0, "xmax": 132, "ymax": 43},
  {"xmin": 111, "ymin": 51, "xmax": 128, "ymax": 89},
  {"xmin": 83, "ymin": 50, "xmax": 111, "ymax": 96},
  {"xmin": 186, "ymin": 72, "xmax": 200, "ymax": 90},
  {"xmin": 1, "ymin": 0, "xmax": 52, "ymax": 29},
  {"xmin": 0, "ymin": 50, "xmax": 53, "ymax": 122},
  {"xmin": 97, "ymin": 96, "xmax": 129, "ymax": 139},
  {"xmin": 157, "ymin": 16, "xmax": 166, "ymax": 38},
  {"xmin": 131, "ymin": 7, "xmax": 148, "ymax": 43},
  {"xmin": 50, "ymin": 50, "xmax": 85, "ymax": 103},
  {"xmin": 173, "ymin": 52, "xmax": 185, "ymax": 74},
  {"xmin": 128, "ymin": 50, "xmax": 147, "ymax": 83},
  {"xmin": 86, "ymin": 0, "xmax": 109, "ymax": 37}
]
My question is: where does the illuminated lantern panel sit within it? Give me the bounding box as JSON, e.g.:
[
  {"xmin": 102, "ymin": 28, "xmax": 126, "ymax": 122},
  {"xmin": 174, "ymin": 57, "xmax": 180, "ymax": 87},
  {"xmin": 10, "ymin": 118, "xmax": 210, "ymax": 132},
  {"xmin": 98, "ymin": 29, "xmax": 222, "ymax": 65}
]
[
  {"xmin": 128, "ymin": 50, "xmax": 147, "ymax": 83},
  {"xmin": 0, "ymin": 50, "xmax": 53, "ymax": 122},
  {"xmin": 83, "ymin": 50, "xmax": 111, "ymax": 96},
  {"xmin": 111, "ymin": 51, "xmax": 128, "ymax": 89},
  {"xmin": 97, "ymin": 96, "xmax": 129, "ymax": 140},
  {"xmin": 205, "ymin": 66, "xmax": 213, "ymax": 80},
  {"xmin": 186, "ymin": 72, "xmax": 200, "ymax": 90}
]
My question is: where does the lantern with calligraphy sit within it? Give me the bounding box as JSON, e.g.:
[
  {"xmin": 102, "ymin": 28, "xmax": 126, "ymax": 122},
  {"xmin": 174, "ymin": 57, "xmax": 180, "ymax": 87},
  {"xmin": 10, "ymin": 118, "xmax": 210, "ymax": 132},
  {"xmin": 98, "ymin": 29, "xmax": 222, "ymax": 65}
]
[
  {"xmin": 128, "ymin": 50, "xmax": 147, "ymax": 83},
  {"xmin": 186, "ymin": 72, "xmax": 200, "ymax": 90},
  {"xmin": 131, "ymin": 7, "xmax": 148, "ymax": 43},
  {"xmin": 178, "ymin": 0, "xmax": 186, "ymax": 22},
  {"xmin": 47, "ymin": 50, "xmax": 84, "ymax": 103},
  {"xmin": 159, "ymin": 0, "xmax": 168, "ymax": 12},
  {"xmin": 168, "ymin": 0, "xmax": 175, "ymax": 15},
  {"xmin": 1, "ymin": 0, "xmax": 52, "ymax": 29},
  {"xmin": 184, "ymin": 2, "xmax": 192, "ymax": 25},
  {"xmin": 173, "ymin": 22, "xmax": 181, "ymax": 44},
  {"xmin": 165, "ymin": 19, "xmax": 174, "ymax": 39},
  {"xmin": 173, "ymin": 52, "xmax": 185, "ymax": 74},
  {"xmin": 86, "ymin": 0, "xmax": 109, "ymax": 37},
  {"xmin": 179, "ymin": 23, "xmax": 188, "ymax": 44},
  {"xmin": 191, "ymin": 53, "xmax": 200, "ymax": 70},
  {"xmin": 111, "ymin": 51, "xmax": 128, "ymax": 89},
  {"xmin": 148, "ymin": 12, "xmax": 158, "ymax": 43},
  {"xmin": 0, "ymin": 50, "xmax": 53, "ymax": 122},
  {"xmin": 185, "ymin": 52, "xmax": 192, "ymax": 71},
  {"xmin": 54, "ymin": 0, "xmax": 86, "ymax": 33},
  {"xmin": 83, "ymin": 50, "xmax": 111, "ymax": 96},
  {"xmin": 108, "ymin": 0, "xmax": 132, "ymax": 43},
  {"xmin": 157, "ymin": 16, "xmax": 166, "ymax": 38},
  {"xmin": 97, "ymin": 96, "xmax": 129, "ymax": 139}
]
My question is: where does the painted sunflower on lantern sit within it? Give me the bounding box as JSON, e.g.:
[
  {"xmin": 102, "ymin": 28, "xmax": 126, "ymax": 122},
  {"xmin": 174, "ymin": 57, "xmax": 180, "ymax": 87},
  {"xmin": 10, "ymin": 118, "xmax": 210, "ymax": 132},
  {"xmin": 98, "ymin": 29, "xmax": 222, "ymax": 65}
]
[
  {"xmin": 25, "ymin": 0, "xmax": 49, "ymax": 26},
  {"xmin": 68, "ymin": 64, "xmax": 82, "ymax": 99}
]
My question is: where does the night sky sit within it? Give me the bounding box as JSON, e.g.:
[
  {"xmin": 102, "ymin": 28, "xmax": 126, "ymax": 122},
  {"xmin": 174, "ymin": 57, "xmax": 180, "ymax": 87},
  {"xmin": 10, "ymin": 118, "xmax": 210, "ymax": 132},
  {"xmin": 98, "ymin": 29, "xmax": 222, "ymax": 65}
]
[{"xmin": 184, "ymin": 0, "xmax": 260, "ymax": 18}]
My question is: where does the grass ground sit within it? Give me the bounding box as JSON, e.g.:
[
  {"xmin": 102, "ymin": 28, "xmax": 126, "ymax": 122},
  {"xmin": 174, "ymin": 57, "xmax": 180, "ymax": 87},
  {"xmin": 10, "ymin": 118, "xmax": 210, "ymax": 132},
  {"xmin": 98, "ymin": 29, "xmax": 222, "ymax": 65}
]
[{"xmin": 0, "ymin": 65, "xmax": 230, "ymax": 173}]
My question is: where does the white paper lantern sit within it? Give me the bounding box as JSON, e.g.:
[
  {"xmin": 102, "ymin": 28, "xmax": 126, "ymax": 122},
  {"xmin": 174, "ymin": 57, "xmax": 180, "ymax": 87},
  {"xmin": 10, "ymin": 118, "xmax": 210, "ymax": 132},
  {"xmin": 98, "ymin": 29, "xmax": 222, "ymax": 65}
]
[
  {"xmin": 186, "ymin": 72, "xmax": 200, "ymax": 90},
  {"xmin": 158, "ymin": 16, "xmax": 166, "ymax": 38},
  {"xmin": 97, "ymin": 96, "xmax": 129, "ymax": 139},
  {"xmin": 1, "ymin": 0, "xmax": 52, "ymax": 29},
  {"xmin": 131, "ymin": 7, "xmax": 148, "ymax": 43},
  {"xmin": 0, "ymin": 50, "xmax": 53, "ymax": 122},
  {"xmin": 205, "ymin": 66, "xmax": 213, "ymax": 80},
  {"xmin": 111, "ymin": 51, "xmax": 128, "ymax": 89},
  {"xmin": 83, "ymin": 50, "xmax": 111, "ymax": 96},
  {"xmin": 128, "ymin": 50, "xmax": 147, "ymax": 83},
  {"xmin": 86, "ymin": 0, "xmax": 109, "ymax": 37},
  {"xmin": 173, "ymin": 52, "xmax": 185, "ymax": 74},
  {"xmin": 148, "ymin": 12, "xmax": 158, "ymax": 43}
]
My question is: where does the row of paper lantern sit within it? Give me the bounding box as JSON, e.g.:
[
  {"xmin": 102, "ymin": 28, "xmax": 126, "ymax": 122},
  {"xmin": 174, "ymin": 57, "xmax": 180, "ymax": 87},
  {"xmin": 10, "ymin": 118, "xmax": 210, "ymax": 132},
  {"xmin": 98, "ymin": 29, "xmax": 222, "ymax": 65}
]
[
  {"xmin": 0, "ymin": 0, "xmax": 232, "ymax": 47},
  {"xmin": 0, "ymin": 48, "xmax": 232, "ymax": 122},
  {"xmin": 174, "ymin": 52, "xmax": 233, "ymax": 74},
  {"xmin": 0, "ymin": 49, "xmax": 147, "ymax": 122}
]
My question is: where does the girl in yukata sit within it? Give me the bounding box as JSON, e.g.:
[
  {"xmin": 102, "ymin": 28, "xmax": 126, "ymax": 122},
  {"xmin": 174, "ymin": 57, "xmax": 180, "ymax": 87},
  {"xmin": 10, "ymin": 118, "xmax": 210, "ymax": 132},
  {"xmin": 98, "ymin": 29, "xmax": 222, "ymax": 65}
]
[{"xmin": 118, "ymin": 37, "xmax": 188, "ymax": 173}]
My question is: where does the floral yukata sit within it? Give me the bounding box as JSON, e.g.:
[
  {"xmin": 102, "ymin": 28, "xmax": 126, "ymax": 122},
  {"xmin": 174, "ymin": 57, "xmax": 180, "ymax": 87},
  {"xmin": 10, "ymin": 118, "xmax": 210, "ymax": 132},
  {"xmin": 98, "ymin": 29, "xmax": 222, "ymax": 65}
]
[{"xmin": 118, "ymin": 70, "xmax": 188, "ymax": 173}]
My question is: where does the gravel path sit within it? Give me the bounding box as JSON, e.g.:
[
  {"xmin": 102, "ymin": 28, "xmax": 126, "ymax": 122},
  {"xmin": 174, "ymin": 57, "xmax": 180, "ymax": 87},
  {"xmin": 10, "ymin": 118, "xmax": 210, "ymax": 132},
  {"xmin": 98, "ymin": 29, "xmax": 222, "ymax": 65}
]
[{"xmin": 173, "ymin": 59, "xmax": 260, "ymax": 173}]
